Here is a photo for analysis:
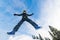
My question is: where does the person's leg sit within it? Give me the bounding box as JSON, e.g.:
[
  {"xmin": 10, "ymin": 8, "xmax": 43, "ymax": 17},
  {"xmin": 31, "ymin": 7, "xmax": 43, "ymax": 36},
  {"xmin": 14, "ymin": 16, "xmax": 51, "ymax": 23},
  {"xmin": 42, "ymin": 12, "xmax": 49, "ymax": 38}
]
[
  {"xmin": 26, "ymin": 18, "xmax": 41, "ymax": 29},
  {"xmin": 7, "ymin": 19, "xmax": 24, "ymax": 35}
]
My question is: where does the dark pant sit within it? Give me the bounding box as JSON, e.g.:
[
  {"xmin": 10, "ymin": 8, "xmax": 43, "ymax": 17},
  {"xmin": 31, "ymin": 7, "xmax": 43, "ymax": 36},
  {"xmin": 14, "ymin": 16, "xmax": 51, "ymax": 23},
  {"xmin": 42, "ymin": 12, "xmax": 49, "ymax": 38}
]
[{"xmin": 13, "ymin": 18, "xmax": 39, "ymax": 32}]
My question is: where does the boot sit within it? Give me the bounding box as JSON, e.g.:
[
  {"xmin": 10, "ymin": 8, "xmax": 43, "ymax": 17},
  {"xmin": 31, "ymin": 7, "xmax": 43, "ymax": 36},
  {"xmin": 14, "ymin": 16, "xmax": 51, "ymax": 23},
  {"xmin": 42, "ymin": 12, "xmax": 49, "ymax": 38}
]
[
  {"xmin": 7, "ymin": 31, "xmax": 15, "ymax": 35},
  {"xmin": 35, "ymin": 26, "xmax": 41, "ymax": 29}
]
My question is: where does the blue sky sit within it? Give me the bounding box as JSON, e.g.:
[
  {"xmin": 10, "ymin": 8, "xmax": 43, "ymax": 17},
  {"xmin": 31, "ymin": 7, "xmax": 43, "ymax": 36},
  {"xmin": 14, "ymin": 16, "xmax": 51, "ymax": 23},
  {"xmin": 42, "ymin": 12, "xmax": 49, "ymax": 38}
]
[
  {"xmin": 0, "ymin": 0, "xmax": 43, "ymax": 40},
  {"xmin": 1, "ymin": 0, "xmax": 60, "ymax": 40},
  {"xmin": 0, "ymin": 0, "xmax": 40, "ymax": 30}
]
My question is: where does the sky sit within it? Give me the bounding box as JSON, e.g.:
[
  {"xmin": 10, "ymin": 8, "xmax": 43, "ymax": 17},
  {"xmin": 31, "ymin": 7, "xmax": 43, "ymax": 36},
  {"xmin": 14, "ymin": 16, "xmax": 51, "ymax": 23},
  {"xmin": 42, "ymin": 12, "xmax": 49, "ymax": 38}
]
[{"xmin": 0, "ymin": 0, "xmax": 60, "ymax": 40}]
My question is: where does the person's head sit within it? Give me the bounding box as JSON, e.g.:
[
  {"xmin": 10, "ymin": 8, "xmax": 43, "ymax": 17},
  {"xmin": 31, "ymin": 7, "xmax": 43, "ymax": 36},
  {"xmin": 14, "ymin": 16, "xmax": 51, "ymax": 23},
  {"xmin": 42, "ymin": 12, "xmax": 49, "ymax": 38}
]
[{"xmin": 23, "ymin": 10, "xmax": 26, "ymax": 13}]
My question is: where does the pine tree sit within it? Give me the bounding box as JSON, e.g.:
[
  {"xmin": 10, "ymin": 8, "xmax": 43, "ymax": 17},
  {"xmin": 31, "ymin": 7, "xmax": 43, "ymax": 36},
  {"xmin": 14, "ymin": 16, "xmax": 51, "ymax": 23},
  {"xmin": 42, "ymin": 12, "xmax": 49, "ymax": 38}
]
[
  {"xmin": 32, "ymin": 34, "xmax": 43, "ymax": 40},
  {"xmin": 49, "ymin": 26, "xmax": 60, "ymax": 40}
]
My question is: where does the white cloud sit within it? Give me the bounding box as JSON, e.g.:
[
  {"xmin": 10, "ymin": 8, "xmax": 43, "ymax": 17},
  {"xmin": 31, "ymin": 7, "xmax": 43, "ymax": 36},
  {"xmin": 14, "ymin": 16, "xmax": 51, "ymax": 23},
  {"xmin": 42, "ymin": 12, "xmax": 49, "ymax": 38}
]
[
  {"xmin": 25, "ymin": 22, "xmax": 38, "ymax": 35},
  {"xmin": 0, "ymin": 29, "xmax": 10, "ymax": 40},
  {"xmin": 40, "ymin": 0, "xmax": 60, "ymax": 30},
  {"xmin": 33, "ymin": 0, "xmax": 60, "ymax": 39},
  {"xmin": 8, "ymin": 35, "xmax": 34, "ymax": 40}
]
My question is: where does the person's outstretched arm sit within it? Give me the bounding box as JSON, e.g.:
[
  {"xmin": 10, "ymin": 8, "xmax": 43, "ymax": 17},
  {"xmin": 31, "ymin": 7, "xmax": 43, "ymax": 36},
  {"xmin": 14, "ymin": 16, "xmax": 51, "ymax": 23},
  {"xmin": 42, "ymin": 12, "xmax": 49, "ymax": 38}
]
[
  {"xmin": 14, "ymin": 13, "xmax": 22, "ymax": 16},
  {"xmin": 27, "ymin": 13, "xmax": 34, "ymax": 16}
]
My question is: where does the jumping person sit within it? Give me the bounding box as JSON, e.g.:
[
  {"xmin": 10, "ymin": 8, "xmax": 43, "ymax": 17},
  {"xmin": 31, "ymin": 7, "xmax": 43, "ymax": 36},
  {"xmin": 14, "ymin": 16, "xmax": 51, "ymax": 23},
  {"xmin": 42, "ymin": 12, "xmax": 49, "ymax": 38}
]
[{"xmin": 7, "ymin": 10, "xmax": 41, "ymax": 35}]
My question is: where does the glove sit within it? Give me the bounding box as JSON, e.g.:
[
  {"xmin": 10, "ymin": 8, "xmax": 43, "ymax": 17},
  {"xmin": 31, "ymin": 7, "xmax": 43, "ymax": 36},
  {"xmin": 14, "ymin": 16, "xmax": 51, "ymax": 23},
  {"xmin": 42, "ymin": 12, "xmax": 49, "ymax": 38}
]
[{"xmin": 14, "ymin": 14, "xmax": 17, "ymax": 16}]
